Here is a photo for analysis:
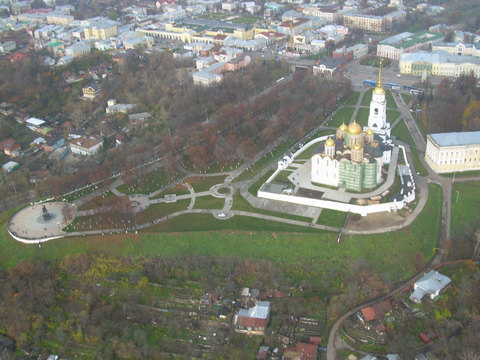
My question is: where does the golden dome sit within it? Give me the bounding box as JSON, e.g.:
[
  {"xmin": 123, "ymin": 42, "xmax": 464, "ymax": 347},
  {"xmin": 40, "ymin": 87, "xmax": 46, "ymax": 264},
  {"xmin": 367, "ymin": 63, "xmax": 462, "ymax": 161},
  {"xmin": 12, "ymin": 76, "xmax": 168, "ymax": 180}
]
[
  {"xmin": 347, "ymin": 120, "xmax": 362, "ymax": 135},
  {"xmin": 339, "ymin": 122, "xmax": 348, "ymax": 131},
  {"xmin": 353, "ymin": 143, "xmax": 362, "ymax": 150},
  {"xmin": 373, "ymin": 86, "xmax": 385, "ymax": 95},
  {"xmin": 366, "ymin": 128, "xmax": 374, "ymax": 135},
  {"xmin": 325, "ymin": 137, "xmax": 335, "ymax": 146}
]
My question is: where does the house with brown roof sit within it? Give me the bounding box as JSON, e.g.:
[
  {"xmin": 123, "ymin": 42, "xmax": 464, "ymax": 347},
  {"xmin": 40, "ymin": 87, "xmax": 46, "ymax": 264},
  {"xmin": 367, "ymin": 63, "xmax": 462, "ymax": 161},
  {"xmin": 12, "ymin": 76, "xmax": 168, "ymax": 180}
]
[
  {"xmin": 360, "ymin": 300, "xmax": 392, "ymax": 322},
  {"xmin": 283, "ymin": 342, "xmax": 318, "ymax": 360},
  {"xmin": 69, "ymin": 136, "xmax": 103, "ymax": 156}
]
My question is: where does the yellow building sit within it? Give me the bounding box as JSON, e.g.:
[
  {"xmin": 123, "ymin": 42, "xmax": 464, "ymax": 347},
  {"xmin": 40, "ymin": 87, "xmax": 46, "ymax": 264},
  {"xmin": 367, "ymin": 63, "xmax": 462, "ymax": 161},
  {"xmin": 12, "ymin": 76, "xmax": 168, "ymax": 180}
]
[
  {"xmin": 399, "ymin": 52, "xmax": 480, "ymax": 78},
  {"xmin": 138, "ymin": 24, "xmax": 196, "ymax": 43},
  {"xmin": 46, "ymin": 14, "xmax": 74, "ymax": 26},
  {"xmin": 204, "ymin": 26, "xmax": 254, "ymax": 40},
  {"xmin": 425, "ymin": 131, "xmax": 480, "ymax": 173},
  {"xmin": 343, "ymin": 14, "xmax": 383, "ymax": 33},
  {"xmin": 84, "ymin": 19, "xmax": 118, "ymax": 40}
]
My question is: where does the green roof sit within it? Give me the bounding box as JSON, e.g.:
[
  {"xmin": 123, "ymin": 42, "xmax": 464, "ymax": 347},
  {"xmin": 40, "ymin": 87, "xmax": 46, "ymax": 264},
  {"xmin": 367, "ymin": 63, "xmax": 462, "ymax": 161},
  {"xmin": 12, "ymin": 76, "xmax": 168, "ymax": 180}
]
[
  {"xmin": 390, "ymin": 30, "xmax": 443, "ymax": 49},
  {"xmin": 47, "ymin": 41, "xmax": 63, "ymax": 47}
]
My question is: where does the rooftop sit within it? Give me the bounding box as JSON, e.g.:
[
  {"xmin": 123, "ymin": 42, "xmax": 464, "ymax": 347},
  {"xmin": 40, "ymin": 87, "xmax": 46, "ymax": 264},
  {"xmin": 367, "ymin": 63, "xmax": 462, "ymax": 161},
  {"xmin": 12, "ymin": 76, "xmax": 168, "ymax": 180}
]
[
  {"xmin": 380, "ymin": 30, "xmax": 443, "ymax": 49},
  {"xmin": 237, "ymin": 301, "xmax": 270, "ymax": 319},
  {"xmin": 26, "ymin": 117, "xmax": 46, "ymax": 126},
  {"xmin": 429, "ymin": 131, "xmax": 480, "ymax": 147},
  {"xmin": 400, "ymin": 51, "xmax": 480, "ymax": 65},
  {"xmin": 415, "ymin": 270, "xmax": 451, "ymax": 294}
]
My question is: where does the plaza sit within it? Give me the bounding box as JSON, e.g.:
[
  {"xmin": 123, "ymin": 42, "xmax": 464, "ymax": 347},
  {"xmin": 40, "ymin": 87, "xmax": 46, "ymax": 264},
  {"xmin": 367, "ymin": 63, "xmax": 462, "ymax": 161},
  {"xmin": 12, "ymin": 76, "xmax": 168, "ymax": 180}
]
[{"xmin": 8, "ymin": 202, "xmax": 76, "ymax": 243}]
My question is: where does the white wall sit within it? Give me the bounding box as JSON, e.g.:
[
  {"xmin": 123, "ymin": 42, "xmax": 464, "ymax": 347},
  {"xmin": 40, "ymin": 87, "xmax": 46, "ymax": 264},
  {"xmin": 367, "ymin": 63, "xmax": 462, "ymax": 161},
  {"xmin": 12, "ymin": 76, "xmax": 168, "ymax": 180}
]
[{"xmin": 258, "ymin": 189, "xmax": 408, "ymax": 216}]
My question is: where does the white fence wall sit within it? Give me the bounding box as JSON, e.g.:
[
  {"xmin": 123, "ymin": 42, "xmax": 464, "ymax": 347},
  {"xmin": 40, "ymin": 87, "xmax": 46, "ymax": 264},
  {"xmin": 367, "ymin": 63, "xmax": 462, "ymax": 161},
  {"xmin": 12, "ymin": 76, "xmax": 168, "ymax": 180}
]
[
  {"xmin": 259, "ymin": 137, "xmax": 417, "ymax": 216},
  {"xmin": 257, "ymin": 189, "xmax": 405, "ymax": 216}
]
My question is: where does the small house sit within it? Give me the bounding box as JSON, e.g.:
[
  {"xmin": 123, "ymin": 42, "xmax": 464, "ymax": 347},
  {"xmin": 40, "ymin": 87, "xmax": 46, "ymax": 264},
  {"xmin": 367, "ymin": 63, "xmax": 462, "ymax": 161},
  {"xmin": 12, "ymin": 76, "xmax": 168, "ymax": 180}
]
[
  {"xmin": 410, "ymin": 270, "xmax": 451, "ymax": 303},
  {"xmin": 82, "ymin": 83, "xmax": 102, "ymax": 99},
  {"xmin": 3, "ymin": 161, "xmax": 19, "ymax": 173},
  {"xmin": 234, "ymin": 301, "xmax": 270, "ymax": 335}
]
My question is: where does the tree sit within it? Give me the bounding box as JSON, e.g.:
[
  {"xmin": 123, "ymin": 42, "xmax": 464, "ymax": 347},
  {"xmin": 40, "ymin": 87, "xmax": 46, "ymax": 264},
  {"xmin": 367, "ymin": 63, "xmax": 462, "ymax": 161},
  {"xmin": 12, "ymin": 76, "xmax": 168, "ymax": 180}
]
[{"xmin": 189, "ymin": 145, "xmax": 208, "ymax": 170}]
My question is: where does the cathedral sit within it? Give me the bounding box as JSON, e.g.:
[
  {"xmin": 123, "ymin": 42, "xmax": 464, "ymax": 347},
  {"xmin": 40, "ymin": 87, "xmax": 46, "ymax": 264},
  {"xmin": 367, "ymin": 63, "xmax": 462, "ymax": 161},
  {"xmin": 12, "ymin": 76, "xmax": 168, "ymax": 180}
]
[{"xmin": 311, "ymin": 69, "xmax": 392, "ymax": 192}]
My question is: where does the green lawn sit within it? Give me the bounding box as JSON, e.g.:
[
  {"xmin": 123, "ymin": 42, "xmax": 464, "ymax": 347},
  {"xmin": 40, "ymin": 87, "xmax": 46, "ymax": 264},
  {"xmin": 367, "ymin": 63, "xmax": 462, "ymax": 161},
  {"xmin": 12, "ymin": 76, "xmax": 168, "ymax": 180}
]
[
  {"xmin": 385, "ymin": 90, "xmax": 398, "ymax": 109},
  {"xmin": 193, "ymin": 195, "xmax": 225, "ymax": 210},
  {"xmin": 297, "ymin": 142, "xmax": 322, "ymax": 159},
  {"xmin": 186, "ymin": 175, "xmax": 227, "ymax": 193},
  {"xmin": 0, "ymin": 184, "xmax": 441, "ymax": 292},
  {"xmin": 344, "ymin": 183, "xmax": 442, "ymax": 282},
  {"xmin": 392, "ymin": 119, "xmax": 415, "ymax": 145},
  {"xmin": 235, "ymin": 141, "xmax": 291, "ymax": 182},
  {"xmin": 317, "ymin": 208, "xmax": 347, "ymax": 228},
  {"xmin": 401, "ymin": 93, "xmax": 411, "ymax": 105},
  {"xmin": 116, "ymin": 168, "xmax": 169, "ymax": 195},
  {"xmin": 143, "ymin": 213, "xmax": 322, "ymax": 235},
  {"xmin": 411, "ymin": 147, "xmax": 428, "ymax": 176},
  {"xmin": 356, "ymin": 108, "xmax": 369, "ymax": 126},
  {"xmin": 386, "ymin": 110, "xmax": 400, "ymax": 123},
  {"xmin": 451, "ymin": 182, "xmax": 480, "ymax": 238},
  {"xmin": 342, "ymin": 92, "xmax": 360, "ymax": 106},
  {"xmin": 271, "ymin": 170, "xmax": 293, "ymax": 185},
  {"xmin": 136, "ymin": 199, "xmax": 191, "ymax": 224},
  {"xmin": 328, "ymin": 107, "xmax": 355, "ymax": 127}
]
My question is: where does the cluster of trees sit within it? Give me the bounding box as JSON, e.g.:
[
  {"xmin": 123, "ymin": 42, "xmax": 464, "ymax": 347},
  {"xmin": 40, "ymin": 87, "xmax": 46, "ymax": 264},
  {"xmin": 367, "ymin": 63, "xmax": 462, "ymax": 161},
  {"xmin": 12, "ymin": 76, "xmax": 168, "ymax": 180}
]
[
  {"xmin": 416, "ymin": 75, "xmax": 480, "ymax": 133},
  {"xmin": 0, "ymin": 254, "xmax": 289, "ymax": 358},
  {"xmin": 5, "ymin": 49, "xmax": 349, "ymax": 202},
  {"xmin": 164, "ymin": 71, "xmax": 350, "ymax": 170},
  {"xmin": 0, "ymin": 251, "xmax": 375, "ymax": 358}
]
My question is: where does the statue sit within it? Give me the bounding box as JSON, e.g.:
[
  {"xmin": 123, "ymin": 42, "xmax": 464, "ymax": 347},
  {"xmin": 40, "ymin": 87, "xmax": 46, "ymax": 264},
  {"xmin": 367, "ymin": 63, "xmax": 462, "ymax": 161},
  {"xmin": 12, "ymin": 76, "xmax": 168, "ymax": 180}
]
[{"xmin": 42, "ymin": 205, "xmax": 51, "ymax": 221}]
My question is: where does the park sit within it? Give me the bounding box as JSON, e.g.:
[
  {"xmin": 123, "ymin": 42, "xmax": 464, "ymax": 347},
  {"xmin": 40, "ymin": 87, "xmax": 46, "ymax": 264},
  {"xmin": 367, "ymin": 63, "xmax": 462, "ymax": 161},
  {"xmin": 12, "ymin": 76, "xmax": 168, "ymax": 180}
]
[{"xmin": 1, "ymin": 85, "xmax": 480, "ymax": 359}]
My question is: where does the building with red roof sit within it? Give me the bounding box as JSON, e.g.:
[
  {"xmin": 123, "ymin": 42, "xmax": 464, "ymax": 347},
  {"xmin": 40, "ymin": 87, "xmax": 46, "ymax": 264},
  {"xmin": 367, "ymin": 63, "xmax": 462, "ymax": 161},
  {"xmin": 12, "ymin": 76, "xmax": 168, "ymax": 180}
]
[
  {"xmin": 6, "ymin": 53, "xmax": 29, "ymax": 63},
  {"xmin": 283, "ymin": 342, "xmax": 318, "ymax": 360},
  {"xmin": 234, "ymin": 301, "xmax": 270, "ymax": 335},
  {"xmin": 361, "ymin": 307, "xmax": 376, "ymax": 322}
]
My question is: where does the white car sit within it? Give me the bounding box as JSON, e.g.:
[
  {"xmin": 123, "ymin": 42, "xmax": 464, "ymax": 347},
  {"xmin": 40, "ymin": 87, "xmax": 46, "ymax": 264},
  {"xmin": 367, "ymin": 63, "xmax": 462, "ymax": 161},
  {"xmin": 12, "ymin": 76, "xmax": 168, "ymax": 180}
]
[{"xmin": 217, "ymin": 213, "xmax": 226, "ymax": 218}]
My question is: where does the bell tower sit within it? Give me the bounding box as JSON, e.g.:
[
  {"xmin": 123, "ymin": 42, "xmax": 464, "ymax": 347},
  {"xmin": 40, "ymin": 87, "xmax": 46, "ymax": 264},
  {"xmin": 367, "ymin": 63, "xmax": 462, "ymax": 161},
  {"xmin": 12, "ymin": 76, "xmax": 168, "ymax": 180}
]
[{"xmin": 368, "ymin": 61, "xmax": 389, "ymax": 135}]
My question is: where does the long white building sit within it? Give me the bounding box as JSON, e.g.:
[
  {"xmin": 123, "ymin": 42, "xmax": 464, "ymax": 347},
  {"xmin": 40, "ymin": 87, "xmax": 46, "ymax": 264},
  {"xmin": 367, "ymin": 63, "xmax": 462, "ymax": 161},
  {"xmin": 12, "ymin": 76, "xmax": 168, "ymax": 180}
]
[{"xmin": 425, "ymin": 131, "xmax": 480, "ymax": 174}]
